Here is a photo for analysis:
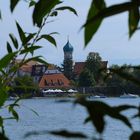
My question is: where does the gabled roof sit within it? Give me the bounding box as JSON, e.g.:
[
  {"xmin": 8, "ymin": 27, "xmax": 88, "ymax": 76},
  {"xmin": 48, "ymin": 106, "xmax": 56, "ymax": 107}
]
[
  {"xmin": 39, "ymin": 73, "xmax": 71, "ymax": 88},
  {"xmin": 20, "ymin": 66, "xmax": 32, "ymax": 73},
  {"xmin": 73, "ymin": 62, "xmax": 85, "ymax": 75},
  {"xmin": 73, "ymin": 61, "xmax": 108, "ymax": 76},
  {"xmin": 15, "ymin": 59, "xmax": 40, "ymax": 66}
]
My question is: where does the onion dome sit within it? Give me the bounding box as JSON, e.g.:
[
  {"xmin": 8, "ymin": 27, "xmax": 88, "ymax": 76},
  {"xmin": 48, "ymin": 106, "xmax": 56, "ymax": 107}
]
[{"xmin": 63, "ymin": 41, "xmax": 74, "ymax": 52}]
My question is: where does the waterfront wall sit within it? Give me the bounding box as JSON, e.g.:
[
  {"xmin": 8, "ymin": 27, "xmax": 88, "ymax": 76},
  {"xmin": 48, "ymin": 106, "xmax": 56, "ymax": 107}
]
[{"xmin": 77, "ymin": 86, "xmax": 140, "ymax": 97}]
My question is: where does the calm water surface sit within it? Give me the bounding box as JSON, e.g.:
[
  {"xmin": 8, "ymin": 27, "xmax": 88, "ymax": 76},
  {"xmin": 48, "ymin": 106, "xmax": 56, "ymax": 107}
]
[{"xmin": 2, "ymin": 97, "xmax": 140, "ymax": 140}]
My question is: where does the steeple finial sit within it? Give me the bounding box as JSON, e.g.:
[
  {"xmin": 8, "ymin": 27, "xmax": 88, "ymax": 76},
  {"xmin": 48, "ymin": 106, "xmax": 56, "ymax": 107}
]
[{"xmin": 67, "ymin": 35, "xmax": 69, "ymax": 42}]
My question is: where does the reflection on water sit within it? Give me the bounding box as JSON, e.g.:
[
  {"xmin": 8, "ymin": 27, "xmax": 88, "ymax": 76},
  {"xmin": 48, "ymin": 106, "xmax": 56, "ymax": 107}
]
[{"xmin": 2, "ymin": 97, "xmax": 140, "ymax": 140}]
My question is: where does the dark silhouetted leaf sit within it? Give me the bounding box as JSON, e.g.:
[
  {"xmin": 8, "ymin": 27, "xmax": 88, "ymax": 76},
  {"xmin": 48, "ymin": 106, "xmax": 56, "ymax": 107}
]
[
  {"xmin": 22, "ymin": 105, "xmax": 39, "ymax": 116},
  {"xmin": 49, "ymin": 130, "xmax": 87, "ymax": 138},
  {"xmin": 85, "ymin": 2, "xmax": 137, "ymax": 25},
  {"xmin": 132, "ymin": 105, "xmax": 140, "ymax": 119},
  {"xmin": 55, "ymin": 6, "xmax": 78, "ymax": 16},
  {"xmin": 20, "ymin": 46, "xmax": 42, "ymax": 55},
  {"xmin": 16, "ymin": 22, "xmax": 26, "ymax": 45},
  {"xmin": 49, "ymin": 32, "xmax": 59, "ymax": 35},
  {"xmin": 75, "ymin": 98, "xmax": 133, "ymax": 133},
  {"xmin": 114, "ymin": 105, "xmax": 136, "ymax": 112},
  {"xmin": 0, "ymin": 52, "xmax": 17, "ymax": 71},
  {"xmin": 23, "ymin": 56, "xmax": 48, "ymax": 66},
  {"xmin": 37, "ymin": 35, "xmax": 57, "ymax": 47},
  {"xmin": 129, "ymin": 6, "xmax": 139, "ymax": 37},
  {"xmin": 84, "ymin": 1, "xmax": 140, "ymax": 46},
  {"xmin": 29, "ymin": 0, "xmax": 36, "ymax": 7},
  {"xmin": 24, "ymin": 130, "xmax": 87, "ymax": 139},
  {"xmin": 84, "ymin": 0, "xmax": 106, "ymax": 46},
  {"xmin": 130, "ymin": 131, "xmax": 140, "ymax": 140},
  {"xmin": 0, "ymin": 10, "xmax": 2, "ymax": 20},
  {"xmin": 7, "ymin": 42, "xmax": 12, "ymax": 53},
  {"xmin": 8, "ymin": 106, "xmax": 19, "ymax": 121},
  {"xmin": 9, "ymin": 33, "xmax": 18, "ymax": 49},
  {"xmin": 50, "ymin": 11, "xmax": 58, "ymax": 16},
  {"xmin": 10, "ymin": 0, "xmax": 20, "ymax": 12},
  {"xmin": 84, "ymin": 116, "xmax": 91, "ymax": 124},
  {"xmin": 0, "ymin": 89, "xmax": 8, "ymax": 107},
  {"xmin": 0, "ymin": 132, "xmax": 9, "ymax": 140},
  {"xmin": 0, "ymin": 116, "xmax": 3, "ymax": 127},
  {"xmin": 25, "ymin": 33, "xmax": 36, "ymax": 44},
  {"xmin": 33, "ymin": 0, "xmax": 60, "ymax": 27}
]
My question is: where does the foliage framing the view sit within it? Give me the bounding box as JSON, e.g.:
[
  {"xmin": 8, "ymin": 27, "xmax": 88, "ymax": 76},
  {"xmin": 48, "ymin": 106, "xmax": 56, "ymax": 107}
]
[
  {"xmin": 0, "ymin": 0, "xmax": 140, "ymax": 140},
  {"xmin": 0, "ymin": 0, "xmax": 77, "ymax": 139}
]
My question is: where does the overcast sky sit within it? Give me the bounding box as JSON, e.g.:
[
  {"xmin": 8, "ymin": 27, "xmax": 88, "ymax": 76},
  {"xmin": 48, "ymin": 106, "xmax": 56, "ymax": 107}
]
[{"xmin": 0, "ymin": 0, "xmax": 140, "ymax": 66}]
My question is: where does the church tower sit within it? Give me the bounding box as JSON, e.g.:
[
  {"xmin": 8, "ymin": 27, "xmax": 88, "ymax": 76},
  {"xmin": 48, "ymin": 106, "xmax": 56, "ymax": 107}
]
[{"xmin": 63, "ymin": 40, "xmax": 74, "ymax": 79}]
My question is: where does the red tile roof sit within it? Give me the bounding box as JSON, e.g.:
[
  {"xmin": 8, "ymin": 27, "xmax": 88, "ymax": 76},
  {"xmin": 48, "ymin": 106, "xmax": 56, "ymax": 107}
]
[
  {"xmin": 39, "ymin": 73, "xmax": 71, "ymax": 88},
  {"xmin": 73, "ymin": 62, "xmax": 85, "ymax": 75},
  {"xmin": 73, "ymin": 61, "xmax": 108, "ymax": 76}
]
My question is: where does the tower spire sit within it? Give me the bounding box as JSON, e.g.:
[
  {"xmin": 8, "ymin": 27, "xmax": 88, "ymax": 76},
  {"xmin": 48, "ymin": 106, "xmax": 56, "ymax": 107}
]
[{"xmin": 67, "ymin": 35, "xmax": 69, "ymax": 42}]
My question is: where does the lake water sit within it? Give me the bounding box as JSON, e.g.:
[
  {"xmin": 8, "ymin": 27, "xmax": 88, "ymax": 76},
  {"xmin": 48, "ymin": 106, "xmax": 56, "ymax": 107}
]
[{"xmin": 2, "ymin": 97, "xmax": 140, "ymax": 140}]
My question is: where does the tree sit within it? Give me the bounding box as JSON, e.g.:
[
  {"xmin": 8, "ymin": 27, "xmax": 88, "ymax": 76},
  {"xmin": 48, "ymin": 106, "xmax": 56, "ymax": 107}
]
[
  {"xmin": 11, "ymin": 75, "xmax": 39, "ymax": 97},
  {"xmin": 78, "ymin": 68, "xmax": 95, "ymax": 87},
  {"xmin": 84, "ymin": 52, "xmax": 106, "ymax": 85}
]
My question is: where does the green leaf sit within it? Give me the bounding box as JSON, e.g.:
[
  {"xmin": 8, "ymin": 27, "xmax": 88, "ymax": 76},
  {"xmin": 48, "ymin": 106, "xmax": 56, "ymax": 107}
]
[
  {"xmin": 24, "ymin": 33, "xmax": 36, "ymax": 45},
  {"xmin": 16, "ymin": 22, "xmax": 26, "ymax": 45},
  {"xmin": 0, "ymin": 52, "xmax": 17, "ymax": 71},
  {"xmin": 55, "ymin": 6, "xmax": 78, "ymax": 16},
  {"xmin": 29, "ymin": 0, "xmax": 36, "ymax": 7},
  {"xmin": 8, "ymin": 106, "xmax": 19, "ymax": 121},
  {"xmin": 10, "ymin": 0, "xmax": 20, "ymax": 12},
  {"xmin": 0, "ymin": 89, "xmax": 8, "ymax": 107},
  {"xmin": 9, "ymin": 33, "xmax": 18, "ymax": 49},
  {"xmin": 84, "ymin": 2, "xmax": 140, "ymax": 26},
  {"xmin": 37, "ymin": 35, "xmax": 57, "ymax": 47},
  {"xmin": 0, "ymin": 116, "xmax": 3, "ymax": 127},
  {"xmin": 49, "ymin": 32, "xmax": 59, "ymax": 35},
  {"xmin": 6, "ymin": 42, "xmax": 12, "ymax": 53},
  {"xmin": 129, "ymin": 6, "xmax": 139, "ymax": 38},
  {"xmin": 83, "ymin": 1, "xmax": 140, "ymax": 46},
  {"xmin": 33, "ymin": 0, "xmax": 60, "ymax": 27},
  {"xmin": 20, "ymin": 46, "xmax": 42, "ymax": 55},
  {"xmin": 84, "ymin": 0, "xmax": 106, "ymax": 46},
  {"xmin": 49, "ymin": 130, "xmax": 87, "ymax": 138},
  {"xmin": 23, "ymin": 56, "xmax": 48, "ymax": 66}
]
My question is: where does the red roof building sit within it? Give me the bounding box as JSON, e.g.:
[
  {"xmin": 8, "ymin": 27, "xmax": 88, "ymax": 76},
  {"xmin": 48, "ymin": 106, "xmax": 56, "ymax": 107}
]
[
  {"xmin": 39, "ymin": 70, "xmax": 71, "ymax": 89},
  {"xmin": 73, "ymin": 61, "xmax": 108, "ymax": 77},
  {"xmin": 73, "ymin": 62, "xmax": 85, "ymax": 76}
]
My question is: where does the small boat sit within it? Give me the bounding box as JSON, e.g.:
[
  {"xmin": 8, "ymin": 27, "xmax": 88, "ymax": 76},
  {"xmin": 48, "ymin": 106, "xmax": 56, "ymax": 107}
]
[
  {"xmin": 87, "ymin": 94, "xmax": 107, "ymax": 100},
  {"xmin": 120, "ymin": 93, "xmax": 139, "ymax": 98}
]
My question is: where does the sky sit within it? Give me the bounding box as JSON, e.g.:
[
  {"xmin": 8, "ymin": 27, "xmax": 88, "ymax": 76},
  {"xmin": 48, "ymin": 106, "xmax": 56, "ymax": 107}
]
[{"xmin": 0, "ymin": 0, "xmax": 140, "ymax": 66}]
